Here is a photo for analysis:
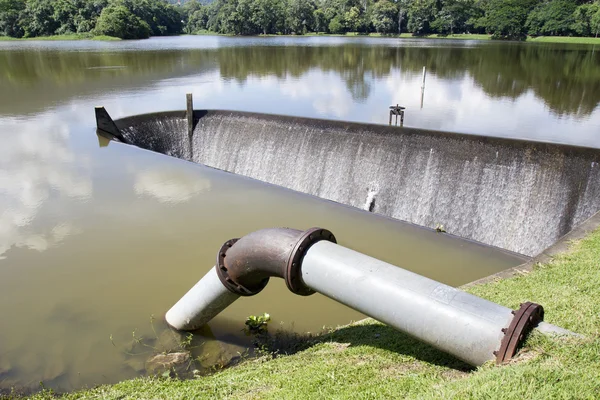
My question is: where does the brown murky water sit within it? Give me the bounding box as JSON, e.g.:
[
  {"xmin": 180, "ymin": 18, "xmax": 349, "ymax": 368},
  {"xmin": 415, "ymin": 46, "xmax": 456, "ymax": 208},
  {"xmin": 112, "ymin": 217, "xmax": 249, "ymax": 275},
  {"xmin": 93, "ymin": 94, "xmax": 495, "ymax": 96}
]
[{"xmin": 3, "ymin": 35, "xmax": 596, "ymax": 391}]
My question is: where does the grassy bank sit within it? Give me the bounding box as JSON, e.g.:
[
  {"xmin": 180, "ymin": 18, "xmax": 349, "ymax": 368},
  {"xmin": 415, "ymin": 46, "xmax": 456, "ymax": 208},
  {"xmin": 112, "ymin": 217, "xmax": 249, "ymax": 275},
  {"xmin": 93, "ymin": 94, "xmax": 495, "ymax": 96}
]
[
  {"xmin": 189, "ymin": 31, "xmax": 600, "ymax": 44},
  {"xmin": 4, "ymin": 33, "xmax": 598, "ymax": 44},
  {"xmin": 526, "ymin": 36, "xmax": 600, "ymax": 44},
  {"xmin": 13, "ymin": 225, "xmax": 600, "ymax": 399},
  {"xmin": 0, "ymin": 34, "xmax": 120, "ymax": 41}
]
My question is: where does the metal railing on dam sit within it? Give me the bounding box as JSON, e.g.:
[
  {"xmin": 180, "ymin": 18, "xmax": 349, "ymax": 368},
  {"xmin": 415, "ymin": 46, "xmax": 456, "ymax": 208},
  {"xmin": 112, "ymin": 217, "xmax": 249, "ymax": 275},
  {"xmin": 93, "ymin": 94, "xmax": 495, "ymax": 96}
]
[{"xmin": 98, "ymin": 108, "xmax": 600, "ymax": 257}]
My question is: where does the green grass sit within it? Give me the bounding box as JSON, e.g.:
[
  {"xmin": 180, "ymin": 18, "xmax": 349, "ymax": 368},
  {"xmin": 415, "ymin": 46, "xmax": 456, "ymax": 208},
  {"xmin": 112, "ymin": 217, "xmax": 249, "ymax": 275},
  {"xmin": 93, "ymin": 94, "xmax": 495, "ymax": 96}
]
[
  {"xmin": 0, "ymin": 34, "xmax": 120, "ymax": 41},
  {"xmin": 394, "ymin": 33, "xmax": 492, "ymax": 40},
  {"xmin": 7, "ymin": 228, "xmax": 600, "ymax": 399},
  {"xmin": 189, "ymin": 29, "xmax": 222, "ymax": 36},
  {"xmin": 188, "ymin": 32, "xmax": 600, "ymax": 44},
  {"xmin": 294, "ymin": 32, "xmax": 488, "ymax": 40},
  {"xmin": 6, "ymin": 32, "xmax": 595, "ymax": 44},
  {"xmin": 526, "ymin": 36, "xmax": 600, "ymax": 44}
]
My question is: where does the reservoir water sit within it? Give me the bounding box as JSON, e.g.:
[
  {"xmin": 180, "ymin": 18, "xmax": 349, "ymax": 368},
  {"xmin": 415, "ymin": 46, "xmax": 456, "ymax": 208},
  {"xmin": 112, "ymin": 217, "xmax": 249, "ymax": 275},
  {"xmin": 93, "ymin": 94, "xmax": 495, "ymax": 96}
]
[{"xmin": 1, "ymin": 35, "xmax": 597, "ymax": 392}]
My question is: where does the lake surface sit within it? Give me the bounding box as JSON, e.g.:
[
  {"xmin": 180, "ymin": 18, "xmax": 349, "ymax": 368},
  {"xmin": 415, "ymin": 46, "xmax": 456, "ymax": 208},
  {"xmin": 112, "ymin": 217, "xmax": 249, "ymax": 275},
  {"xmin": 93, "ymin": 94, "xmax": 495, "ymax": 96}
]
[
  {"xmin": 0, "ymin": 35, "xmax": 596, "ymax": 392},
  {"xmin": 1, "ymin": 36, "xmax": 599, "ymax": 146}
]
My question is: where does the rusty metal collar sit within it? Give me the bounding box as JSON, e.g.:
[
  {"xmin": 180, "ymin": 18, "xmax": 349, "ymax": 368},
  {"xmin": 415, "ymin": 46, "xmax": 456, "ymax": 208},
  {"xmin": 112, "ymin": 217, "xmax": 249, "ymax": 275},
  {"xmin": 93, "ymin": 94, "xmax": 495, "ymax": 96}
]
[
  {"xmin": 495, "ymin": 302, "xmax": 544, "ymax": 364},
  {"xmin": 216, "ymin": 227, "xmax": 336, "ymax": 297}
]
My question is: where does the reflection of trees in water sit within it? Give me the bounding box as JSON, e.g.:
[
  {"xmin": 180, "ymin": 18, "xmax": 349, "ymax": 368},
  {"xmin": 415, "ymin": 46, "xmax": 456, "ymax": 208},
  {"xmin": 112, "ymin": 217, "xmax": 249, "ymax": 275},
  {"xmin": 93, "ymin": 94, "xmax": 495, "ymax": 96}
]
[
  {"xmin": 0, "ymin": 50, "xmax": 215, "ymax": 85},
  {"xmin": 0, "ymin": 50, "xmax": 217, "ymax": 115},
  {"xmin": 471, "ymin": 44, "xmax": 600, "ymax": 117},
  {"xmin": 216, "ymin": 44, "xmax": 600, "ymax": 116},
  {"xmin": 0, "ymin": 43, "xmax": 598, "ymax": 116},
  {"xmin": 216, "ymin": 46, "xmax": 374, "ymax": 100}
]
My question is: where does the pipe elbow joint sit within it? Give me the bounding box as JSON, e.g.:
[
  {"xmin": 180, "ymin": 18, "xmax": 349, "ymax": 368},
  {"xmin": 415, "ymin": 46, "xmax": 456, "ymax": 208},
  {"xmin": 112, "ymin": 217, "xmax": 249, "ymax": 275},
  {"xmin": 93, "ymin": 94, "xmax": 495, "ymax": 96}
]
[{"xmin": 216, "ymin": 227, "xmax": 336, "ymax": 297}]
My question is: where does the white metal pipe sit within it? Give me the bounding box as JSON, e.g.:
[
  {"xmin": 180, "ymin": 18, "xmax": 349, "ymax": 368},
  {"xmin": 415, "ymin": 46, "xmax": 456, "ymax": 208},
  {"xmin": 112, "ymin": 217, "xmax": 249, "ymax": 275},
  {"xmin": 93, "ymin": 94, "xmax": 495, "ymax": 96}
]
[
  {"xmin": 166, "ymin": 235, "xmax": 572, "ymax": 365},
  {"xmin": 302, "ymin": 241, "xmax": 512, "ymax": 366},
  {"xmin": 166, "ymin": 266, "xmax": 240, "ymax": 331}
]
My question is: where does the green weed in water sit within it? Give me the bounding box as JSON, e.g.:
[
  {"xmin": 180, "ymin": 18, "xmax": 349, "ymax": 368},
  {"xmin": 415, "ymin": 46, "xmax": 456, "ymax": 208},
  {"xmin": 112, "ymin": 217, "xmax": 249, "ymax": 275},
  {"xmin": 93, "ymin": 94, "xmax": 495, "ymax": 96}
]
[{"xmin": 244, "ymin": 313, "xmax": 271, "ymax": 335}]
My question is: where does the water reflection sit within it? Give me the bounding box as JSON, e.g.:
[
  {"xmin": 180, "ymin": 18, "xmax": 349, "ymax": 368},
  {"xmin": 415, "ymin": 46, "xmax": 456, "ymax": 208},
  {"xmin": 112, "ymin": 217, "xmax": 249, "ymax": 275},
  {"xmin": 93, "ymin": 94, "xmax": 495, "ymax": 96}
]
[
  {"xmin": 0, "ymin": 49, "xmax": 216, "ymax": 116},
  {"xmin": 0, "ymin": 119, "xmax": 90, "ymax": 259},
  {"xmin": 213, "ymin": 43, "xmax": 600, "ymax": 117},
  {"xmin": 134, "ymin": 168, "xmax": 211, "ymax": 204},
  {"xmin": 1, "ymin": 37, "xmax": 599, "ymax": 147}
]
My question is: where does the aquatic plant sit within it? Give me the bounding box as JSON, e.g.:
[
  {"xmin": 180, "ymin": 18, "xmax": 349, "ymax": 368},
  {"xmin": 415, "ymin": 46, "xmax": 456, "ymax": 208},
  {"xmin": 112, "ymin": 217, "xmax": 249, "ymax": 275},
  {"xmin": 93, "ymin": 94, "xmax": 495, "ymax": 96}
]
[{"xmin": 244, "ymin": 313, "xmax": 271, "ymax": 335}]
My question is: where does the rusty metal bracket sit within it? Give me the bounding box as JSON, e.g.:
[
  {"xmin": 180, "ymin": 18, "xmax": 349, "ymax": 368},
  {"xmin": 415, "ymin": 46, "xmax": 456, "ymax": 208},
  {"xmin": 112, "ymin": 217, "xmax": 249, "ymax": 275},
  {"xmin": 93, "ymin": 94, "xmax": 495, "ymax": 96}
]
[
  {"xmin": 215, "ymin": 228, "xmax": 336, "ymax": 297},
  {"xmin": 495, "ymin": 302, "xmax": 544, "ymax": 364},
  {"xmin": 286, "ymin": 228, "xmax": 337, "ymax": 296},
  {"xmin": 216, "ymin": 238, "xmax": 269, "ymax": 296}
]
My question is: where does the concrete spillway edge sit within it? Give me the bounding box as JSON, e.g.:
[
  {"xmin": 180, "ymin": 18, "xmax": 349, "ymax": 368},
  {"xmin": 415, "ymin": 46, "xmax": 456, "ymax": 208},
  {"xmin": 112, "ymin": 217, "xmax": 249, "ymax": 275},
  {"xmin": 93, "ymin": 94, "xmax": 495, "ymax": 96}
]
[
  {"xmin": 463, "ymin": 209, "xmax": 600, "ymax": 289},
  {"xmin": 112, "ymin": 109, "xmax": 600, "ymax": 256}
]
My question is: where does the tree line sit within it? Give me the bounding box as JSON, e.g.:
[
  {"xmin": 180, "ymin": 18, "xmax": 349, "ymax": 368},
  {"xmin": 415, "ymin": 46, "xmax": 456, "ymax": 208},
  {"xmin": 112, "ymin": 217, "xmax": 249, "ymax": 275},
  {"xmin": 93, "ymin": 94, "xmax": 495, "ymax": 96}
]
[
  {"xmin": 184, "ymin": 0, "xmax": 600, "ymax": 40},
  {"xmin": 1, "ymin": 0, "xmax": 600, "ymax": 40},
  {"xmin": 0, "ymin": 0, "xmax": 182, "ymax": 39}
]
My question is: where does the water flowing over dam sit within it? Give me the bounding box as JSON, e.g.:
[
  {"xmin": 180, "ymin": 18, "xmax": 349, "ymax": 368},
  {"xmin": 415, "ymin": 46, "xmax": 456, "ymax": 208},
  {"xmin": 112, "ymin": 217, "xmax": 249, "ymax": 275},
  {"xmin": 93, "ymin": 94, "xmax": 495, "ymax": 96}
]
[{"xmin": 116, "ymin": 110, "xmax": 600, "ymax": 256}]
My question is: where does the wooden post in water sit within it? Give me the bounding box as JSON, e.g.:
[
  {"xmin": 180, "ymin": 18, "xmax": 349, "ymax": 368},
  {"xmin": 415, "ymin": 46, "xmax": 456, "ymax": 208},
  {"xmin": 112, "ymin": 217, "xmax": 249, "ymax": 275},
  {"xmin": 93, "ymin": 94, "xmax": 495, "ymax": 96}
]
[
  {"xmin": 186, "ymin": 93, "xmax": 194, "ymax": 159},
  {"xmin": 186, "ymin": 93, "xmax": 194, "ymax": 138},
  {"xmin": 420, "ymin": 66, "xmax": 426, "ymax": 109}
]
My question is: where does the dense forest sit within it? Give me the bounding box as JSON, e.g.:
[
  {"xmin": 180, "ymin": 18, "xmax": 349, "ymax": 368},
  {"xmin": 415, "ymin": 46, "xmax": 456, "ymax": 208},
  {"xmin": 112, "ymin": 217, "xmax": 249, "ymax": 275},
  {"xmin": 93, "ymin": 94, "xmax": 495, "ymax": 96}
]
[
  {"xmin": 185, "ymin": 0, "xmax": 600, "ymax": 39},
  {"xmin": 1, "ymin": 0, "xmax": 600, "ymax": 40},
  {"xmin": 0, "ymin": 0, "xmax": 182, "ymax": 39}
]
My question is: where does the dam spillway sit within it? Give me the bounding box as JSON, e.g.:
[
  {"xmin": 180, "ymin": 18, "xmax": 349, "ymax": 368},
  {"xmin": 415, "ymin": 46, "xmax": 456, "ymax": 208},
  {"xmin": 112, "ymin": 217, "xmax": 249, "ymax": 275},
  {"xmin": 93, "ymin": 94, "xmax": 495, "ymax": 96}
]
[{"xmin": 114, "ymin": 110, "xmax": 600, "ymax": 256}]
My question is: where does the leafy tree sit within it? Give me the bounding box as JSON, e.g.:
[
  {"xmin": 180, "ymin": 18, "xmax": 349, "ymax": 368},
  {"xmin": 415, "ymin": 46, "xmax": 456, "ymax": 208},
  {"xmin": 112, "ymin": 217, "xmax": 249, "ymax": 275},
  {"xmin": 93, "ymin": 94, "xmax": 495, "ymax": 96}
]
[
  {"xmin": 526, "ymin": 0, "xmax": 576, "ymax": 36},
  {"xmin": 371, "ymin": 0, "xmax": 397, "ymax": 34},
  {"xmin": 94, "ymin": 4, "xmax": 151, "ymax": 38},
  {"xmin": 253, "ymin": 0, "xmax": 284, "ymax": 34},
  {"xmin": 593, "ymin": 3, "xmax": 600, "ymax": 37},
  {"xmin": 571, "ymin": 2, "xmax": 600, "ymax": 37},
  {"xmin": 204, "ymin": 0, "xmax": 222, "ymax": 32},
  {"xmin": 218, "ymin": 1, "xmax": 243, "ymax": 34},
  {"xmin": 395, "ymin": 0, "xmax": 410, "ymax": 33},
  {"xmin": 313, "ymin": 8, "xmax": 329, "ymax": 32},
  {"xmin": 236, "ymin": 0, "xmax": 258, "ymax": 35},
  {"xmin": 52, "ymin": 0, "xmax": 78, "ymax": 34},
  {"xmin": 0, "ymin": 0, "xmax": 26, "ymax": 37},
  {"xmin": 329, "ymin": 15, "xmax": 344, "ymax": 32},
  {"xmin": 20, "ymin": 0, "xmax": 59, "ymax": 37},
  {"xmin": 344, "ymin": 6, "xmax": 361, "ymax": 31},
  {"xmin": 484, "ymin": 0, "xmax": 539, "ymax": 40},
  {"xmin": 432, "ymin": 0, "xmax": 479, "ymax": 35},
  {"xmin": 286, "ymin": 0, "xmax": 316, "ymax": 34},
  {"xmin": 407, "ymin": 0, "xmax": 437, "ymax": 35},
  {"xmin": 73, "ymin": 0, "xmax": 109, "ymax": 33},
  {"xmin": 187, "ymin": 7, "xmax": 210, "ymax": 32}
]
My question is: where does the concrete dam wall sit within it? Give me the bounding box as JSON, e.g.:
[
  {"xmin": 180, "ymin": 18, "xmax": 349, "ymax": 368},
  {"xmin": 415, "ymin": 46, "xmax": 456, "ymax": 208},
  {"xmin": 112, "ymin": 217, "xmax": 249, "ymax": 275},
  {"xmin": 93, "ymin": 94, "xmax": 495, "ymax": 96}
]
[{"xmin": 116, "ymin": 110, "xmax": 600, "ymax": 256}]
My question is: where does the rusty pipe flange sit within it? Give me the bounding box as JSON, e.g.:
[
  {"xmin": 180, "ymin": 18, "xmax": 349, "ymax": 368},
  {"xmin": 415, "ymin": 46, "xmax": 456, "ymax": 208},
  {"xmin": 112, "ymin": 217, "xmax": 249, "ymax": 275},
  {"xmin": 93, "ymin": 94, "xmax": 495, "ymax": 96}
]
[
  {"xmin": 286, "ymin": 228, "xmax": 337, "ymax": 296},
  {"xmin": 495, "ymin": 302, "xmax": 544, "ymax": 364},
  {"xmin": 216, "ymin": 238, "xmax": 270, "ymax": 297}
]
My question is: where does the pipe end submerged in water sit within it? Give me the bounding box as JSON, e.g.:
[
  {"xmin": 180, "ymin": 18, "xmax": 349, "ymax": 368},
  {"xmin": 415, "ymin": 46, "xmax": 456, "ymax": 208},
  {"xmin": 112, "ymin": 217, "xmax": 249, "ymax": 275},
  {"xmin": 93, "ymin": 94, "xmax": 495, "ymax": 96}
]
[{"xmin": 165, "ymin": 267, "xmax": 240, "ymax": 331}]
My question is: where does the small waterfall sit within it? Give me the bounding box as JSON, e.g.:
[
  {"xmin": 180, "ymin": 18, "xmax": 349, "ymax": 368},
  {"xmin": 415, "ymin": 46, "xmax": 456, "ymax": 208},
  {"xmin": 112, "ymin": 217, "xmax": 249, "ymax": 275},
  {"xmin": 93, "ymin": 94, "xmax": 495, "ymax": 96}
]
[{"xmin": 117, "ymin": 111, "xmax": 600, "ymax": 257}]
